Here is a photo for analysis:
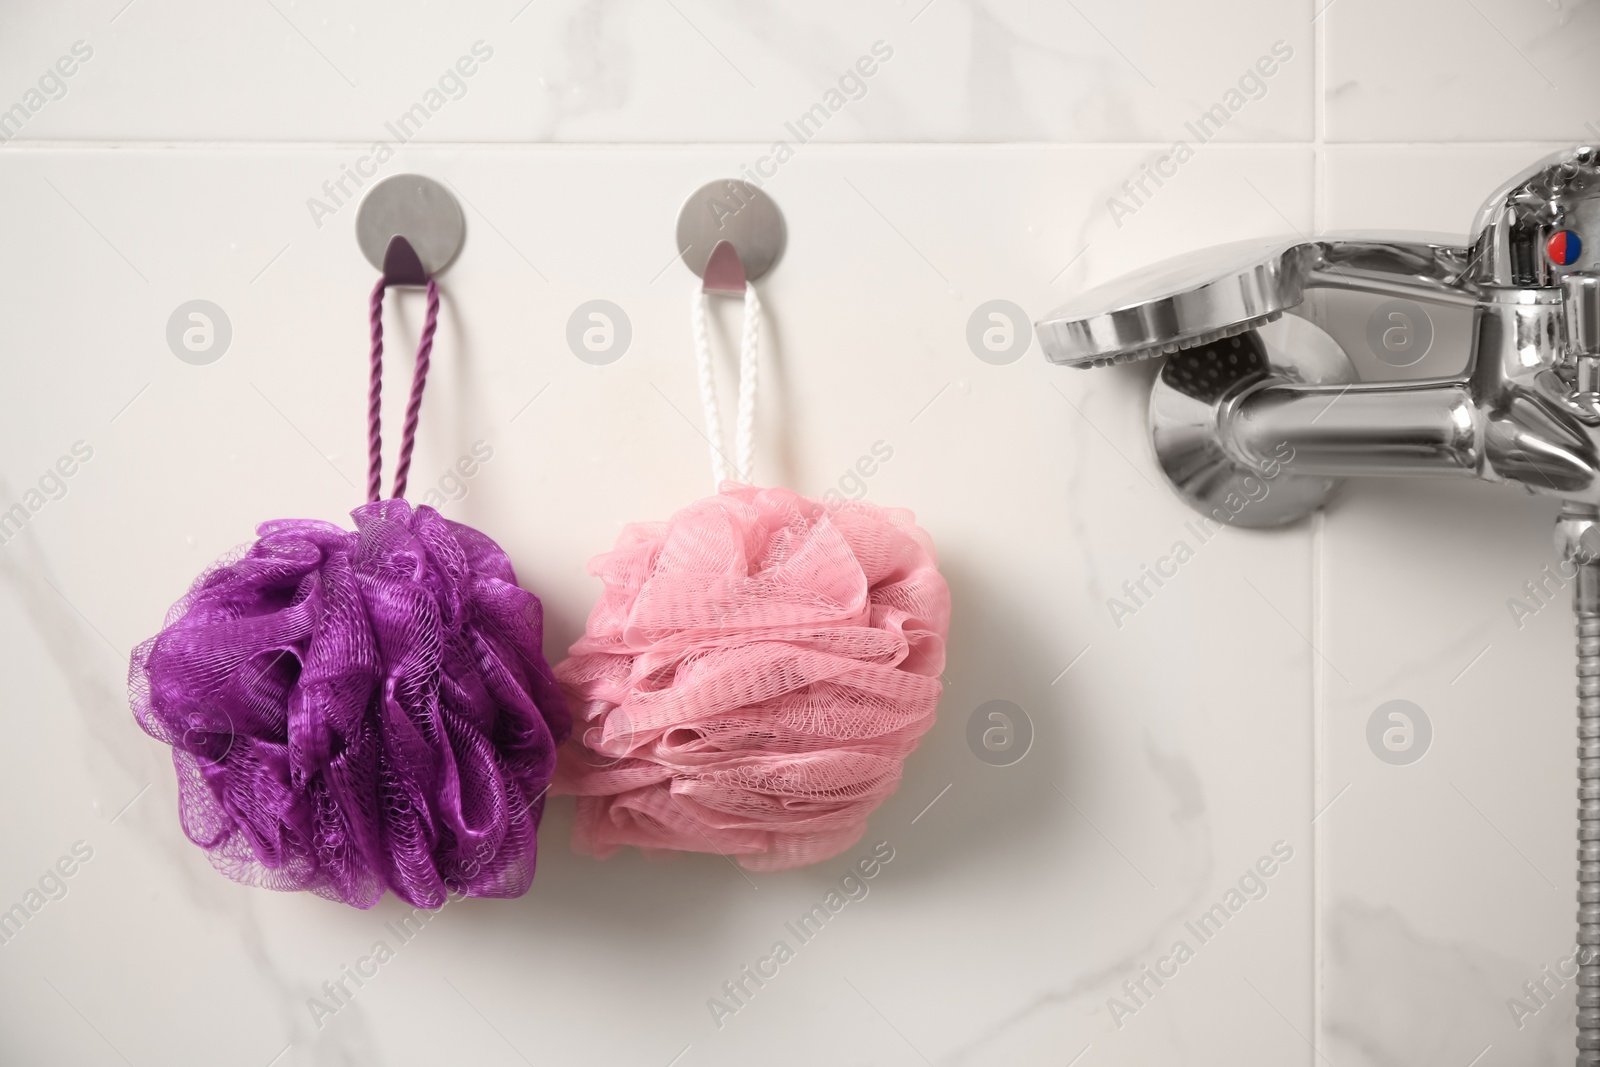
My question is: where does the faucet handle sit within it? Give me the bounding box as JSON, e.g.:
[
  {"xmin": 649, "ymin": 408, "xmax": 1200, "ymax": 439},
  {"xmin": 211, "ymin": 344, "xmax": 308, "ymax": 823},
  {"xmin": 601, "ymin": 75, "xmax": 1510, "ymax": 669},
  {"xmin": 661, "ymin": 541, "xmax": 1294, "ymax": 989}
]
[{"xmin": 1567, "ymin": 273, "xmax": 1600, "ymax": 398}]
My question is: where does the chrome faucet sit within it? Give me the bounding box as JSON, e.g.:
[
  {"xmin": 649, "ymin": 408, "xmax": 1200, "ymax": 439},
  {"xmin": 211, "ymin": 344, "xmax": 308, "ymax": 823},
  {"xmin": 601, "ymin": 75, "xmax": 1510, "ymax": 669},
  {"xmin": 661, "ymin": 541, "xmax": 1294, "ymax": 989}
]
[{"xmin": 1039, "ymin": 145, "xmax": 1600, "ymax": 1064}]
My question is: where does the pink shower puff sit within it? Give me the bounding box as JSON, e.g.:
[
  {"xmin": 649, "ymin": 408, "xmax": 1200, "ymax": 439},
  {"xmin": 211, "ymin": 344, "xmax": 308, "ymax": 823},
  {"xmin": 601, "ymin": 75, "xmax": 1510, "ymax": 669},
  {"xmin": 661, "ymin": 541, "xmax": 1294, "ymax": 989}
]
[{"xmin": 553, "ymin": 484, "xmax": 951, "ymax": 872}]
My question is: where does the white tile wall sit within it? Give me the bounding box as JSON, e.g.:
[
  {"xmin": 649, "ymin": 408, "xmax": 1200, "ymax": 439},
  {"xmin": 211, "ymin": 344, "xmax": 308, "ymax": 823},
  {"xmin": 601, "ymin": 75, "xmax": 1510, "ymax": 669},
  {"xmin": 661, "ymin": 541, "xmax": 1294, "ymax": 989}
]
[
  {"xmin": 0, "ymin": 0, "xmax": 1320, "ymax": 144},
  {"xmin": 1325, "ymin": 0, "xmax": 1599, "ymax": 143},
  {"xmin": 0, "ymin": 2, "xmax": 1592, "ymax": 1065}
]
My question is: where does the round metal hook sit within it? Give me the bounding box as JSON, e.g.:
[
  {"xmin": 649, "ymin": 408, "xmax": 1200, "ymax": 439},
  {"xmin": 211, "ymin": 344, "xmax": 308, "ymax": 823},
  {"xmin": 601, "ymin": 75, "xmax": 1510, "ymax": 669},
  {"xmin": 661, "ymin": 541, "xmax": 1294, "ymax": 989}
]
[
  {"xmin": 676, "ymin": 179, "xmax": 785, "ymax": 290},
  {"xmin": 356, "ymin": 174, "xmax": 465, "ymax": 284}
]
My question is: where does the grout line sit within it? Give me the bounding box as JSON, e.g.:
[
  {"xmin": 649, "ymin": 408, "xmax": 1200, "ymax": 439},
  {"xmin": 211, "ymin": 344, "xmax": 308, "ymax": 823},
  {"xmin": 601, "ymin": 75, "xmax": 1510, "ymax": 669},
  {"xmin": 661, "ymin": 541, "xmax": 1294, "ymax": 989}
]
[
  {"xmin": 0, "ymin": 139, "xmax": 1586, "ymax": 152},
  {"xmin": 1311, "ymin": 510, "xmax": 1326, "ymax": 1067},
  {"xmin": 1311, "ymin": 2, "xmax": 1328, "ymax": 1060}
]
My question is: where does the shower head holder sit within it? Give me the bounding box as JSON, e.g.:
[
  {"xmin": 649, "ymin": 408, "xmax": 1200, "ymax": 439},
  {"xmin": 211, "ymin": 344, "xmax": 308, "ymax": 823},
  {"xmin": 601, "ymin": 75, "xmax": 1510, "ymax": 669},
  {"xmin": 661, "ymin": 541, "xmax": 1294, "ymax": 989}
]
[{"xmin": 1038, "ymin": 145, "xmax": 1600, "ymax": 530}]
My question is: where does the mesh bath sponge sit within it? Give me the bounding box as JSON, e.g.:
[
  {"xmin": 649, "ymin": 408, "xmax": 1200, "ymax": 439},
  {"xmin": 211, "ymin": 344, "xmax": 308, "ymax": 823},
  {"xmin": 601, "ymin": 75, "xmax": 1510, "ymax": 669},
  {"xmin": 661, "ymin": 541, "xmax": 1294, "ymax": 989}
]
[
  {"xmin": 553, "ymin": 283, "xmax": 950, "ymax": 871},
  {"xmin": 130, "ymin": 270, "xmax": 569, "ymax": 909}
]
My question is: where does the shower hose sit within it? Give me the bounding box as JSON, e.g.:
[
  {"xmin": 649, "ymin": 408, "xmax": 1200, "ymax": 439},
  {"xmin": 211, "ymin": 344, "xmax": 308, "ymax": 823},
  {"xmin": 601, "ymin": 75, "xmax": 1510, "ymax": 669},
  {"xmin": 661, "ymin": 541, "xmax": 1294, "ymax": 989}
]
[{"xmin": 1572, "ymin": 504, "xmax": 1600, "ymax": 1066}]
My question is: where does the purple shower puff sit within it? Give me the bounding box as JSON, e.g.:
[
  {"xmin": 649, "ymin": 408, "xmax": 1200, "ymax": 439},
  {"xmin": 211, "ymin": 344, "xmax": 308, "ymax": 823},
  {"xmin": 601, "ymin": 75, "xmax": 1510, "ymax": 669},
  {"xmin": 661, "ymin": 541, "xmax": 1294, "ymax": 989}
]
[{"xmin": 130, "ymin": 499, "xmax": 570, "ymax": 909}]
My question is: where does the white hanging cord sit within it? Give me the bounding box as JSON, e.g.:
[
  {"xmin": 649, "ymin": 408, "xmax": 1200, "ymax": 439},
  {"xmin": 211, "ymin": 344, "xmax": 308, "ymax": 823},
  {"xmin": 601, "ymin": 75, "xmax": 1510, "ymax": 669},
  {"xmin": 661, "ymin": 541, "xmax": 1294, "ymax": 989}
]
[
  {"xmin": 734, "ymin": 284, "xmax": 760, "ymax": 483},
  {"xmin": 690, "ymin": 284, "xmax": 762, "ymax": 489},
  {"xmin": 689, "ymin": 290, "xmax": 728, "ymax": 487}
]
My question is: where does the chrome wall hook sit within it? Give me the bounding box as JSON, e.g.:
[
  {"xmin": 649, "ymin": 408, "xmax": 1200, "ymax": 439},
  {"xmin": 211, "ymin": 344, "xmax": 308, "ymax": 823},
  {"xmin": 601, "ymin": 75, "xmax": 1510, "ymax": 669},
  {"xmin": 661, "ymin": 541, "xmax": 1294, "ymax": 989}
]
[
  {"xmin": 356, "ymin": 174, "xmax": 464, "ymax": 286},
  {"xmin": 676, "ymin": 178, "xmax": 785, "ymax": 291}
]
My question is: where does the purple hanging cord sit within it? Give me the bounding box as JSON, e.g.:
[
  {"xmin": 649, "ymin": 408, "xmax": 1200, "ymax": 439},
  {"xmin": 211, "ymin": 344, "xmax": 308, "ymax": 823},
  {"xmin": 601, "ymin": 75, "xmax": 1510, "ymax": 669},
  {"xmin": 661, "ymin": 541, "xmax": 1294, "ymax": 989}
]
[{"xmin": 367, "ymin": 276, "xmax": 440, "ymax": 503}]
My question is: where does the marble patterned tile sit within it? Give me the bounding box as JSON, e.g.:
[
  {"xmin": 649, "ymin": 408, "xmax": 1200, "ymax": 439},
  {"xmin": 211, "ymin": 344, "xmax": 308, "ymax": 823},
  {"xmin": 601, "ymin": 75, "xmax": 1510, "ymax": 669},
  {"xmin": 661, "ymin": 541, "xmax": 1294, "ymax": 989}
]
[
  {"xmin": 0, "ymin": 0, "xmax": 1313, "ymax": 143},
  {"xmin": 15, "ymin": 1, "xmax": 1595, "ymax": 1062},
  {"xmin": 0, "ymin": 144, "xmax": 1315, "ymax": 1065},
  {"xmin": 1325, "ymin": 0, "xmax": 1600, "ymax": 143}
]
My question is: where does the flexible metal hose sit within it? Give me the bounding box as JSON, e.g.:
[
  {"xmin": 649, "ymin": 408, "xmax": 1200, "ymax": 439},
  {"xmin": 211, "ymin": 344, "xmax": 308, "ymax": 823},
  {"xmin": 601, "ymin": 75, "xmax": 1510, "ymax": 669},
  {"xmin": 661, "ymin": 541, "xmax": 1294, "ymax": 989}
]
[{"xmin": 1577, "ymin": 560, "xmax": 1600, "ymax": 1066}]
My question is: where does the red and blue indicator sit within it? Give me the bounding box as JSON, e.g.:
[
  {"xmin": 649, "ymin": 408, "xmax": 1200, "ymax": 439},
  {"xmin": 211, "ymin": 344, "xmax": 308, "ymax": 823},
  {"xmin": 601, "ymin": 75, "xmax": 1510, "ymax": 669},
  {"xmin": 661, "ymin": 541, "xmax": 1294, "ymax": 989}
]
[{"xmin": 1549, "ymin": 229, "xmax": 1584, "ymax": 266}]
